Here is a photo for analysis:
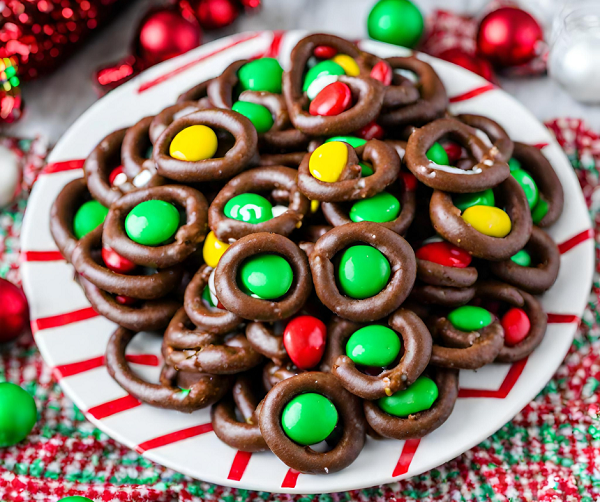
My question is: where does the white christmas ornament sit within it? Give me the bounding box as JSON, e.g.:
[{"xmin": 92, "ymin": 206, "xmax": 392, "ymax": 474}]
[{"xmin": 0, "ymin": 145, "xmax": 21, "ymax": 207}]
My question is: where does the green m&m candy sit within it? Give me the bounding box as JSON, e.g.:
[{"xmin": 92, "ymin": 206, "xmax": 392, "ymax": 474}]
[
  {"xmin": 338, "ymin": 245, "xmax": 391, "ymax": 299},
  {"xmin": 349, "ymin": 192, "xmax": 400, "ymax": 223},
  {"xmin": 239, "ymin": 253, "xmax": 293, "ymax": 299},
  {"xmin": 0, "ymin": 382, "xmax": 37, "ymax": 447},
  {"xmin": 58, "ymin": 497, "xmax": 94, "ymax": 502},
  {"xmin": 532, "ymin": 198, "xmax": 549, "ymax": 224},
  {"xmin": 511, "ymin": 249, "xmax": 532, "ymax": 267},
  {"xmin": 238, "ymin": 58, "xmax": 283, "ymax": 94},
  {"xmin": 367, "ymin": 0, "xmax": 424, "ymax": 48},
  {"xmin": 325, "ymin": 136, "xmax": 367, "ymax": 148},
  {"xmin": 426, "ymin": 142, "xmax": 449, "ymax": 165},
  {"xmin": 224, "ymin": 193, "xmax": 274, "ymax": 224},
  {"xmin": 448, "ymin": 305, "xmax": 493, "ymax": 332},
  {"xmin": 202, "ymin": 285, "xmax": 216, "ymax": 307},
  {"xmin": 511, "ymin": 169, "xmax": 539, "ymax": 208},
  {"xmin": 73, "ymin": 200, "xmax": 108, "ymax": 239},
  {"xmin": 378, "ymin": 376, "xmax": 438, "ymax": 417},
  {"xmin": 125, "ymin": 200, "xmax": 179, "ymax": 246},
  {"xmin": 281, "ymin": 393, "xmax": 338, "ymax": 445},
  {"xmin": 453, "ymin": 189, "xmax": 495, "ymax": 212},
  {"xmin": 360, "ymin": 162, "xmax": 374, "ymax": 177},
  {"xmin": 346, "ymin": 325, "xmax": 401, "ymax": 367},
  {"xmin": 303, "ymin": 60, "xmax": 345, "ymax": 92},
  {"xmin": 232, "ymin": 101, "xmax": 274, "ymax": 134},
  {"xmin": 508, "ymin": 157, "xmax": 522, "ymax": 172}
]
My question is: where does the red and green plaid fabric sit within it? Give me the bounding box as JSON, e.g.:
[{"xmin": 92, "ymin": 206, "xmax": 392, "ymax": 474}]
[{"xmin": 1, "ymin": 119, "xmax": 599, "ymax": 501}]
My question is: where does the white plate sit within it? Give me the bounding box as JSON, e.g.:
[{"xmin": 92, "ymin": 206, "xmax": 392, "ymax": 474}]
[{"xmin": 20, "ymin": 30, "xmax": 594, "ymax": 494}]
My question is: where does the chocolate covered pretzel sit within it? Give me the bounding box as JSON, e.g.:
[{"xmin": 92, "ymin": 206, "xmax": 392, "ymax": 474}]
[
  {"xmin": 154, "ymin": 108, "xmax": 258, "ymax": 183},
  {"xmin": 259, "ymin": 371, "xmax": 365, "ymax": 474},
  {"xmin": 149, "ymin": 101, "xmax": 206, "ymax": 145},
  {"xmin": 310, "ymin": 222, "xmax": 416, "ymax": 322},
  {"xmin": 209, "ymin": 166, "xmax": 310, "ymax": 241},
  {"xmin": 103, "ymin": 185, "xmax": 208, "ymax": 268},
  {"xmin": 177, "ymin": 77, "xmax": 213, "ymax": 106},
  {"xmin": 405, "ymin": 118, "xmax": 510, "ymax": 193},
  {"xmin": 456, "ymin": 114, "xmax": 514, "ymax": 163},
  {"xmin": 363, "ymin": 368, "xmax": 458, "ymax": 440},
  {"xmin": 325, "ymin": 309, "xmax": 432, "ymax": 399},
  {"xmin": 106, "ymin": 326, "xmax": 233, "ymax": 412}
]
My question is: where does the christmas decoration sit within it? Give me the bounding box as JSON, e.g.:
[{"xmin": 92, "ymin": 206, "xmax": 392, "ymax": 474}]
[
  {"xmin": 0, "ymin": 146, "xmax": 21, "ymax": 208},
  {"xmin": 367, "ymin": 0, "xmax": 424, "ymax": 48},
  {"xmin": 194, "ymin": 0, "xmax": 240, "ymax": 30},
  {"xmin": 0, "ymin": 382, "xmax": 36, "ymax": 447},
  {"xmin": 437, "ymin": 48, "xmax": 495, "ymax": 82},
  {"xmin": 476, "ymin": 7, "xmax": 544, "ymax": 68},
  {"xmin": 0, "ymin": 278, "xmax": 29, "ymax": 343},
  {"xmin": 0, "ymin": 58, "xmax": 22, "ymax": 124}
]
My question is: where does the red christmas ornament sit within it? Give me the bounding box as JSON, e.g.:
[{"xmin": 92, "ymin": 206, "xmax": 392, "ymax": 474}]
[
  {"xmin": 370, "ymin": 60, "xmax": 392, "ymax": 86},
  {"xmin": 102, "ymin": 247, "xmax": 137, "ymax": 274},
  {"xmin": 194, "ymin": 0, "xmax": 240, "ymax": 30},
  {"xmin": 309, "ymin": 82, "xmax": 352, "ymax": 117},
  {"xmin": 476, "ymin": 7, "xmax": 543, "ymax": 68},
  {"xmin": 283, "ymin": 315, "xmax": 327, "ymax": 370},
  {"xmin": 438, "ymin": 48, "xmax": 494, "ymax": 82},
  {"xmin": 0, "ymin": 278, "xmax": 29, "ymax": 343},
  {"xmin": 356, "ymin": 121, "xmax": 384, "ymax": 140},
  {"xmin": 416, "ymin": 241, "xmax": 472, "ymax": 268},
  {"xmin": 314, "ymin": 45, "xmax": 337, "ymax": 59},
  {"xmin": 501, "ymin": 307, "xmax": 531, "ymax": 346}
]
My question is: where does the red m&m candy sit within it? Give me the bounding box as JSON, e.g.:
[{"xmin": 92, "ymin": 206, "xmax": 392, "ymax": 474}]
[
  {"xmin": 109, "ymin": 166, "xmax": 126, "ymax": 186},
  {"xmin": 102, "ymin": 247, "xmax": 137, "ymax": 274},
  {"xmin": 283, "ymin": 315, "xmax": 327, "ymax": 370},
  {"xmin": 314, "ymin": 45, "xmax": 337, "ymax": 59},
  {"xmin": 356, "ymin": 121, "xmax": 384, "ymax": 140},
  {"xmin": 501, "ymin": 307, "xmax": 530, "ymax": 346},
  {"xmin": 115, "ymin": 295, "xmax": 138, "ymax": 306},
  {"xmin": 415, "ymin": 241, "xmax": 472, "ymax": 268},
  {"xmin": 309, "ymin": 82, "xmax": 352, "ymax": 117},
  {"xmin": 442, "ymin": 142, "xmax": 463, "ymax": 164},
  {"xmin": 370, "ymin": 60, "xmax": 392, "ymax": 86},
  {"xmin": 401, "ymin": 172, "xmax": 418, "ymax": 192}
]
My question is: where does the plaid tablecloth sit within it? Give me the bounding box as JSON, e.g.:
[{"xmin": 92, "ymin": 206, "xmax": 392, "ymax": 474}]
[{"xmin": 1, "ymin": 118, "xmax": 600, "ymax": 502}]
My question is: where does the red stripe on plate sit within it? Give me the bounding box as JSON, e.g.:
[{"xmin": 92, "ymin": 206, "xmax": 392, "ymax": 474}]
[
  {"xmin": 458, "ymin": 358, "xmax": 528, "ymax": 399},
  {"xmin": 558, "ymin": 228, "xmax": 594, "ymax": 254},
  {"xmin": 87, "ymin": 395, "xmax": 141, "ymax": 420},
  {"xmin": 31, "ymin": 306, "xmax": 98, "ymax": 333},
  {"xmin": 547, "ymin": 313, "xmax": 580, "ymax": 324},
  {"xmin": 135, "ymin": 423, "xmax": 213, "ymax": 454},
  {"xmin": 21, "ymin": 250, "xmax": 65, "ymax": 262},
  {"xmin": 449, "ymin": 83, "xmax": 495, "ymax": 103},
  {"xmin": 281, "ymin": 469, "xmax": 300, "ymax": 489},
  {"xmin": 263, "ymin": 30, "xmax": 284, "ymax": 58},
  {"xmin": 392, "ymin": 439, "xmax": 421, "ymax": 477},
  {"xmin": 53, "ymin": 354, "xmax": 159, "ymax": 380},
  {"xmin": 227, "ymin": 451, "xmax": 252, "ymax": 481},
  {"xmin": 532, "ymin": 142, "xmax": 549, "ymax": 149},
  {"xmin": 137, "ymin": 33, "xmax": 263, "ymax": 93},
  {"xmin": 43, "ymin": 159, "xmax": 85, "ymax": 174}
]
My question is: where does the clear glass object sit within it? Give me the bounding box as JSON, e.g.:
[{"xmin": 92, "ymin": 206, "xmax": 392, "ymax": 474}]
[{"xmin": 548, "ymin": 0, "xmax": 600, "ymax": 104}]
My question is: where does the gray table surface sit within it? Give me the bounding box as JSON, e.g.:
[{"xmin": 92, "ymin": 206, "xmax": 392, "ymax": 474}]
[{"xmin": 3, "ymin": 0, "xmax": 600, "ymax": 143}]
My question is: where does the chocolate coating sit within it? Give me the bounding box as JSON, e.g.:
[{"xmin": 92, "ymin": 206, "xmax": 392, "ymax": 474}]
[
  {"xmin": 149, "ymin": 102, "xmax": 206, "ymax": 145},
  {"xmin": 456, "ymin": 114, "xmax": 513, "ymax": 162}
]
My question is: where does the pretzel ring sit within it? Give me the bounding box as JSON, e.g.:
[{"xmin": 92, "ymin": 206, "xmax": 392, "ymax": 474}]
[
  {"xmin": 327, "ymin": 309, "xmax": 432, "ymax": 399},
  {"xmin": 259, "ymin": 151, "xmax": 306, "ymax": 168},
  {"xmin": 378, "ymin": 57, "xmax": 448, "ymax": 128},
  {"xmin": 430, "ymin": 175, "xmax": 532, "ymax": 260},
  {"xmin": 212, "ymin": 373, "xmax": 269, "ymax": 452},
  {"xmin": 456, "ymin": 114, "xmax": 514, "ymax": 162},
  {"xmin": 246, "ymin": 321, "xmax": 288, "ymax": 365},
  {"xmin": 154, "ymin": 109, "xmax": 258, "ymax": 183},
  {"xmin": 283, "ymin": 34, "xmax": 384, "ymax": 136},
  {"xmin": 176, "ymin": 78, "xmax": 214, "ymax": 106},
  {"xmin": 310, "ymin": 222, "xmax": 415, "ymax": 322},
  {"xmin": 490, "ymin": 226, "xmax": 559, "ymax": 294},
  {"xmin": 263, "ymin": 361, "xmax": 301, "ymax": 390},
  {"xmin": 512, "ymin": 142, "xmax": 564, "ymax": 227},
  {"xmin": 184, "ymin": 264, "xmax": 242, "ymax": 335},
  {"xmin": 106, "ymin": 327, "xmax": 233, "ymax": 412},
  {"xmin": 149, "ymin": 101, "xmax": 205, "ymax": 145},
  {"xmin": 409, "ymin": 283, "xmax": 476, "ymax": 307},
  {"xmin": 258, "ymin": 371, "xmax": 365, "ymax": 474},
  {"xmin": 163, "ymin": 307, "xmax": 263, "ymax": 374},
  {"xmin": 50, "ymin": 178, "xmax": 90, "ymax": 263},
  {"xmin": 103, "ymin": 185, "xmax": 208, "ymax": 268},
  {"xmin": 209, "ymin": 166, "xmax": 310, "ymax": 241},
  {"xmin": 405, "ymin": 118, "xmax": 510, "ymax": 192},
  {"xmin": 298, "ymin": 139, "xmax": 400, "ymax": 202},
  {"xmin": 321, "ymin": 169, "xmax": 416, "ymax": 234},
  {"xmin": 214, "ymin": 233, "xmax": 312, "ymax": 321},
  {"xmin": 363, "ymin": 368, "xmax": 458, "ymax": 440},
  {"xmin": 71, "ymin": 225, "xmax": 183, "ymax": 299}
]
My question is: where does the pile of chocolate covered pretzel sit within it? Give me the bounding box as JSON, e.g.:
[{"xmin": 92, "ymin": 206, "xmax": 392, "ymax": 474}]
[{"xmin": 50, "ymin": 33, "xmax": 563, "ymax": 475}]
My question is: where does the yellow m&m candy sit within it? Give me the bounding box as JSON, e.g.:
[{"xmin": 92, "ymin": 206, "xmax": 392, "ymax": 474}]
[
  {"xmin": 203, "ymin": 231, "xmax": 230, "ymax": 268},
  {"xmin": 170, "ymin": 125, "xmax": 218, "ymax": 162},
  {"xmin": 309, "ymin": 142, "xmax": 348, "ymax": 183},
  {"xmin": 332, "ymin": 54, "xmax": 360, "ymax": 76},
  {"xmin": 462, "ymin": 205, "xmax": 511, "ymax": 238}
]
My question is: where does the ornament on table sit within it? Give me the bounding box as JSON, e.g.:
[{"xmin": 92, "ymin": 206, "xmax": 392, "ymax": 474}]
[
  {"xmin": 93, "ymin": 0, "xmax": 261, "ymax": 94},
  {"xmin": 367, "ymin": 0, "xmax": 424, "ymax": 48},
  {"xmin": 0, "ymin": 278, "xmax": 29, "ymax": 344},
  {"xmin": 548, "ymin": 0, "xmax": 600, "ymax": 104}
]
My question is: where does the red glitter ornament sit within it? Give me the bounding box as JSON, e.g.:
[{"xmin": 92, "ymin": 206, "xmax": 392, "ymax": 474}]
[
  {"xmin": 194, "ymin": 0, "xmax": 240, "ymax": 30},
  {"xmin": 283, "ymin": 315, "xmax": 327, "ymax": 370},
  {"xmin": 0, "ymin": 278, "xmax": 29, "ymax": 343},
  {"xmin": 476, "ymin": 7, "xmax": 544, "ymax": 68}
]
